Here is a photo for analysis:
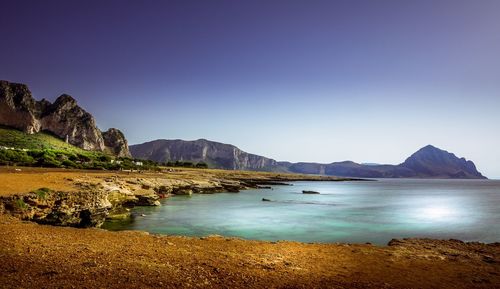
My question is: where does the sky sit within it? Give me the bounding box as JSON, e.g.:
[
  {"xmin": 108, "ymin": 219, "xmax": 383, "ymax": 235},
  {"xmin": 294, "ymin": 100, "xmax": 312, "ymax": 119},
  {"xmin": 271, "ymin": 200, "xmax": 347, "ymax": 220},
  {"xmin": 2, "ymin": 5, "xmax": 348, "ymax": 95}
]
[{"xmin": 1, "ymin": 0, "xmax": 500, "ymax": 178}]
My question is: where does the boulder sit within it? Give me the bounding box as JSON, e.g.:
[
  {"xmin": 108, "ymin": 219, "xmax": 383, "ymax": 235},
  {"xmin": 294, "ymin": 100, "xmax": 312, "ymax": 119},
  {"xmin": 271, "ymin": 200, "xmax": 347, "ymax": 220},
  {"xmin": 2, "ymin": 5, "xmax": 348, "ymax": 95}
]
[{"xmin": 302, "ymin": 190, "xmax": 320, "ymax": 194}]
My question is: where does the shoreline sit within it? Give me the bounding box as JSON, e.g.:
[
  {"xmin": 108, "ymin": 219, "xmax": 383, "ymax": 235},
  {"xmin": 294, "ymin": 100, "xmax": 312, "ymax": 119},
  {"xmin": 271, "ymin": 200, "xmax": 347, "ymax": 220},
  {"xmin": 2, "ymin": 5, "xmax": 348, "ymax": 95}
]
[
  {"xmin": 1, "ymin": 167, "xmax": 499, "ymax": 288},
  {"xmin": 0, "ymin": 166, "xmax": 364, "ymax": 228},
  {"xmin": 1, "ymin": 214, "xmax": 499, "ymax": 288}
]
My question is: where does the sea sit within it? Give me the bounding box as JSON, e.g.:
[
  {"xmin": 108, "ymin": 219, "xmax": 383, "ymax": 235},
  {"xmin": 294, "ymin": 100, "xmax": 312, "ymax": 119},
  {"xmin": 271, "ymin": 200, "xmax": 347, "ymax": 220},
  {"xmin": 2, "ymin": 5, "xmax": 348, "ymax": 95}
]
[{"xmin": 103, "ymin": 179, "xmax": 500, "ymax": 245}]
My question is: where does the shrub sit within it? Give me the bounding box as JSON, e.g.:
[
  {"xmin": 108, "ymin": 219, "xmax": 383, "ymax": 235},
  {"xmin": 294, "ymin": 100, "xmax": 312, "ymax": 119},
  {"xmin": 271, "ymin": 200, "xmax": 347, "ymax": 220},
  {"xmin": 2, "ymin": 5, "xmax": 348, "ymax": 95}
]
[
  {"xmin": 195, "ymin": 162, "xmax": 208, "ymax": 168},
  {"xmin": 15, "ymin": 198, "xmax": 28, "ymax": 210},
  {"xmin": 32, "ymin": 187, "xmax": 50, "ymax": 199}
]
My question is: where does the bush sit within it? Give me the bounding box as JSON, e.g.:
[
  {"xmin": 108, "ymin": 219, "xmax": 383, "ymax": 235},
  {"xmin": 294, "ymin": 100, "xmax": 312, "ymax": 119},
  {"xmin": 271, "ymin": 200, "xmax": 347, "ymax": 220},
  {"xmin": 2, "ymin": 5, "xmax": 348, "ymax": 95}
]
[
  {"xmin": 195, "ymin": 162, "xmax": 208, "ymax": 168},
  {"xmin": 32, "ymin": 187, "xmax": 50, "ymax": 199},
  {"xmin": 15, "ymin": 198, "xmax": 28, "ymax": 210},
  {"xmin": 0, "ymin": 148, "xmax": 160, "ymax": 171}
]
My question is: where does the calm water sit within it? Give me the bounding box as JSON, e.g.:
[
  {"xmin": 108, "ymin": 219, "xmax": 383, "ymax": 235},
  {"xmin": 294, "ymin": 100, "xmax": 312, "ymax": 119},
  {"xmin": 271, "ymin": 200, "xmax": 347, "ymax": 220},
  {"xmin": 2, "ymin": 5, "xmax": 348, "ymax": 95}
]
[{"xmin": 103, "ymin": 179, "xmax": 500, "ymax": 245}]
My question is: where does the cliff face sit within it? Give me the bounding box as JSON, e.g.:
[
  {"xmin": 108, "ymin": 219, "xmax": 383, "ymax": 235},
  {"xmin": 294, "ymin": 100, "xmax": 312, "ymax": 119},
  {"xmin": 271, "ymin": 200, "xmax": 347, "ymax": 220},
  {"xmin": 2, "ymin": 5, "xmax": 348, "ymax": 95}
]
[
  {"xmin": 0, "ymin": 81, "xmax": 40, "ymax": 134},
  {"xmin": 0, "ymin": 80, "xmax": 130, "ymax": 157},
  {"xmin": 130, "ymin": 139, "xmax": 278, "ymax": 170},
  {"xmin": 102, "ymin": 128, "xmax": 131, "ymax": 157}
]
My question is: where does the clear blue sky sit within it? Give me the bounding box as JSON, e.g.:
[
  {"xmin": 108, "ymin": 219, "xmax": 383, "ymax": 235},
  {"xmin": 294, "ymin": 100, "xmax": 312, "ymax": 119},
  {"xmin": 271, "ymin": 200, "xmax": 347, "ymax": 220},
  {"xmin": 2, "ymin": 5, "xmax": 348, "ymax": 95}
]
[{"xmin": 1, "ymin": 0, "xmax": 499, "ymax": 178}]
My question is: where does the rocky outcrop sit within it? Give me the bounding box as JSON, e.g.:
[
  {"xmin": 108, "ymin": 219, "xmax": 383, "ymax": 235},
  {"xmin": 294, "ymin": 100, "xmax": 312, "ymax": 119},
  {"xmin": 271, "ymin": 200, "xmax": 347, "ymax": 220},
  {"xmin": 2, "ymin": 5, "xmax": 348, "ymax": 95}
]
[
  {"xmin": 0, "ymin": 188, "xmax": 112, "ymax": 227},
  {"xmin": 302, "ymin": 190, "xmax": 320, "ymax": 194},
  {"xmin": 0, "ymin": 171, "xmax": 310, "ymax": 227},
  {"xmin": 0, "ymin": 179, "xmax": 162, "ymax": 227},
  {"xmin": 39, "ymin": 94, "xmax": 105, "ymax": 151},
  {"xmin": 102, "ymin": 128, "xmax": 131, "ymax": 157},
  {"xmin": 0, "ymin": 81, "xmax": 40, "ymax": 133},
  {"xmin": 0, "ymin": 80, "xmax": 131, "ymax": 157}
]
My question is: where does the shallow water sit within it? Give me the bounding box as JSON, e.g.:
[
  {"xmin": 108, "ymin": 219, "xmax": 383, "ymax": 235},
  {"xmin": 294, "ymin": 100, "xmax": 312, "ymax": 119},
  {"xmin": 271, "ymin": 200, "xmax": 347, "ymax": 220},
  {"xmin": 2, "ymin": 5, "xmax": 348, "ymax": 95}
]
[{"xmin": 103, "ymin": 179, "xmax": 500, "ymax": 245}]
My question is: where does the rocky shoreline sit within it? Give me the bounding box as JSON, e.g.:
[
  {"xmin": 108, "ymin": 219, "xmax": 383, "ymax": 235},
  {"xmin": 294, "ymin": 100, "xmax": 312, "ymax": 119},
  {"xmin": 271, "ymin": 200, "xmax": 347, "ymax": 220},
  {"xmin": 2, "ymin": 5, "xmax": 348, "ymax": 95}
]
[
  {"xmin": 0, "ymin": 167, "xmax": 356, "ymax": 228},
  {"xmin": 0, "ymin": 167, "xmax": 499, "ymax": 288}
]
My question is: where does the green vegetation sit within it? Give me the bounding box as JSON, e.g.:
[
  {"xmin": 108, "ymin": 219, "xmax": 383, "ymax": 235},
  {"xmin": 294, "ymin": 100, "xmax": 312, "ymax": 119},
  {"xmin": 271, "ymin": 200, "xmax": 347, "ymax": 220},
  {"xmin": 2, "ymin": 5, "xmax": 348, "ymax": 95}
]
[
  {"xmin": 15, "ymin": 198, "xmax": 28, "ymax": 210},
  {"xmin": 0, "ymin": 126, "xmax": 158, "ymax": 171},
  {"xmin": 32, "ymin": 187, "xmax": 51, "ymax": 200},
  {"xmin": 0, "ymin": 125, "xmax": 86, "ymax": 152},
  {"xmin": 164, "ymin": 161, "xmax": 208, "ymax": 169}
]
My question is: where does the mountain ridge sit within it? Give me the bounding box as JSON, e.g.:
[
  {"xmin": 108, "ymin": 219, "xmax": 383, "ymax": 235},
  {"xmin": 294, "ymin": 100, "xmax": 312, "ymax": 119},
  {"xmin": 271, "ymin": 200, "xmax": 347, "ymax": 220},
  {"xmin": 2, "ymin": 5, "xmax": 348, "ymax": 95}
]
[{"xmin": 130, "ymin": 139, "xmax": 486, "ymax": 179}]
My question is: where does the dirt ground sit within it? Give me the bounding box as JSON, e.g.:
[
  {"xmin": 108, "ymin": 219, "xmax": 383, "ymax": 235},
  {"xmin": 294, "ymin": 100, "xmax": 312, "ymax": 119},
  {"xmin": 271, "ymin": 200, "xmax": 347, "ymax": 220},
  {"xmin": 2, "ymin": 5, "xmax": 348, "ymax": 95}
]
[
  {"xmin": 1, "ymin": 215, "xmax": 499, "ymax": 289},
  {"xmin": 0, "ymin": 166, "xmax": 348, "ymax": 196}
]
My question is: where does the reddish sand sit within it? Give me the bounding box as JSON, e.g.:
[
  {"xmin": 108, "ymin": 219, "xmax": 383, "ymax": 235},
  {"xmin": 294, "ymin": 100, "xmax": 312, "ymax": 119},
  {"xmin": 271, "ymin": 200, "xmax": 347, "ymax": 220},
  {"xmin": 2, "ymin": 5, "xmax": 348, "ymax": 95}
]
[{"xmin": 1, "ymin": 215, "xmax": 499, "ymax": 289}]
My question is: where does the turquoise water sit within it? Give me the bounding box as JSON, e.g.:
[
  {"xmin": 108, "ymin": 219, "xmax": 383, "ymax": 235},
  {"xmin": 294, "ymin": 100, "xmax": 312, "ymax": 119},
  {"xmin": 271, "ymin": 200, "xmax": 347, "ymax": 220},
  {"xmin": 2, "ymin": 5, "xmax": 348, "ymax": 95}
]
[{"xmin": 103, "ymin": 179, "xmax": 500, "ymax": 245}]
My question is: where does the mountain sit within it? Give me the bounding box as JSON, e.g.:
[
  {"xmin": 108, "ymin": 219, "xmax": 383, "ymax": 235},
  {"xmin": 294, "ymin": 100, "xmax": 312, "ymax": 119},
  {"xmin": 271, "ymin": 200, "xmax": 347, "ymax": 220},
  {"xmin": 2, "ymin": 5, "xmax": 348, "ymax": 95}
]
[
  {"xmin": 130, "ymin": 139, "xmax": 279, "ymax": 170},
  {"xmin": 0, "ymin": 80, "xmax": 130, "ymax": 157},
  {"xmin": 399, "ymin": 145, "xmax": 485, "ymax": 179},
  {"xmin": 131, "ymin": 139, "xmax": 486, "ymax": 179}
]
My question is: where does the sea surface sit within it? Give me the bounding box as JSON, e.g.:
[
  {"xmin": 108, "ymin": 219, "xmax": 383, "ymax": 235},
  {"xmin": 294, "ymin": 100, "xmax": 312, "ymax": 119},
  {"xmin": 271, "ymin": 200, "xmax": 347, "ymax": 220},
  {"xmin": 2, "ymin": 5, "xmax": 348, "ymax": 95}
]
[{"xmin": 103, "ymin": 179, "xmax": 500, "ymax": 245}]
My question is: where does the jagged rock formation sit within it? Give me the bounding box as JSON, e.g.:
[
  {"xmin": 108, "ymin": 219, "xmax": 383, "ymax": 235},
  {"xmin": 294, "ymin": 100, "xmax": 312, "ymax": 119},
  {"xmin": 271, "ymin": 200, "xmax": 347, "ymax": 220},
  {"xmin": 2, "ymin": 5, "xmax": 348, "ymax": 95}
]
[
  {"xmin": 102, "ymin": 128, "xmax": 130, "ymax": 157},
  {"xmin": 130, "ymin": 139, "xmax": 279, "ymax": 170},
  {"xmin": 131, "ymin": 139, "xmax": 486, "ymax": 179},
  {"xmin": 0, "ymin": 80, "xmax": 130, "ymax": 157}
]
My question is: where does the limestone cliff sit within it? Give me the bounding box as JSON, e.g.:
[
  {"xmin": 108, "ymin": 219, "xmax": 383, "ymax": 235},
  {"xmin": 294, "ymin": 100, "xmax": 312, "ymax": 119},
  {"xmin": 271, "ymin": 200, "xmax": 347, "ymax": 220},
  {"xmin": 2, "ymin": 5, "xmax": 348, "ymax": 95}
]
[
  {"xmin": 0, "ymin": 80, "xmax": 131, "ymax": 157},
  {"xmin": 102, "ymin": 128, "xmax": 131, "ymax": 157},
  {"xmin": 130, "ymin": 139, "xmax": 279, "ymax": 170}
]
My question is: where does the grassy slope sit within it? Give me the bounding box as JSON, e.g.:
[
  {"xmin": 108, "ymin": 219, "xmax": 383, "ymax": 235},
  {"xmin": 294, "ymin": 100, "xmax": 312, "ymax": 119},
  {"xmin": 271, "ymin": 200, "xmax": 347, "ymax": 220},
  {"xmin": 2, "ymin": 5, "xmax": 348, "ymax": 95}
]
[
  {"xmin": 0, "ymin": 126, "xmax": 160, "ymax": 170},
  {"xmin": 0, "ymin": 126, "xmax": 95, "ymax": 155}
]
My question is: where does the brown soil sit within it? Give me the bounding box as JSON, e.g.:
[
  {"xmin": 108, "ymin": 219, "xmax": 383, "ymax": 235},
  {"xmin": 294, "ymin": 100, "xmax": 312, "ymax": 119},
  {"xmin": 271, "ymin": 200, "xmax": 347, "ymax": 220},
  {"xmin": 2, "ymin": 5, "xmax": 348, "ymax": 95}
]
[
  {"xmin": 0, "ymin": 166, "xmax": 349, "ymax": 196},
  {"xmin": 1, "ymin": 215, "xmax": 499, "ymax": 289}
]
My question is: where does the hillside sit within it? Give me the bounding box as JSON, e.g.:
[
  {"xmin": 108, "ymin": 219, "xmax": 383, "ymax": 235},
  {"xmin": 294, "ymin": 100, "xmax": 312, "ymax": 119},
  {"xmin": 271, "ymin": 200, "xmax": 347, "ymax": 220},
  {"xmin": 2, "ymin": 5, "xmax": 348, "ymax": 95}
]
[
  {"xmin": 0, "ymin": 126, "xmax": 154, "ymax": 170},
  {"xmin": 0, "ymin": 125, "xmax": 93, "ymax": 153}
]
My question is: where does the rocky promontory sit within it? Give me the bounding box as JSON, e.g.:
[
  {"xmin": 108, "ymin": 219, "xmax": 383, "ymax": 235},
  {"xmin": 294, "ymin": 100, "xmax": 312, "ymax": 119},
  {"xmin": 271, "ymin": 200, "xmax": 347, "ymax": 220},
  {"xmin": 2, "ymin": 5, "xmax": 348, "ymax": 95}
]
[{"xmin": 0, "ymin": 80, "xmax": 130, "ymax": 157}]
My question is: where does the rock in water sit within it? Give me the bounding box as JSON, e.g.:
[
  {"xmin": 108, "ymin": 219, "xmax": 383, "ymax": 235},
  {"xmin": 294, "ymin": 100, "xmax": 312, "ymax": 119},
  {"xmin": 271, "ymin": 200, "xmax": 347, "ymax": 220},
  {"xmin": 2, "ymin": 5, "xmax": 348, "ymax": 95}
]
[
  {"xmin": 302, "ymin": 190, "xmax": 320, "ymax": 194},
  {"xmin": 0, "ymin": 80, "xmax": 131, "ymax": 157}
]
